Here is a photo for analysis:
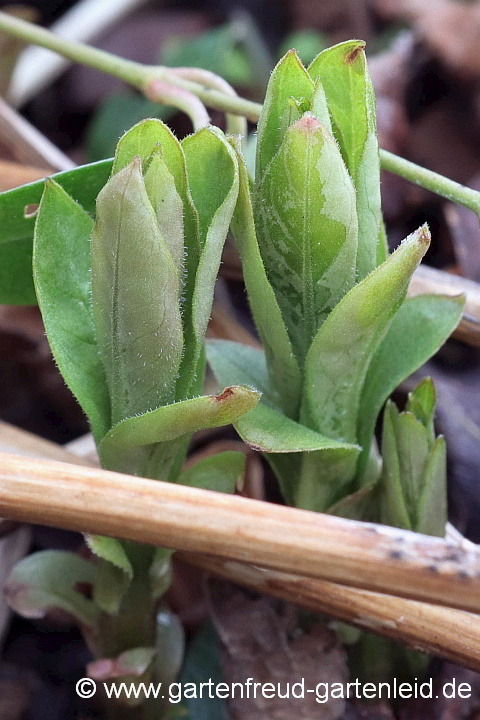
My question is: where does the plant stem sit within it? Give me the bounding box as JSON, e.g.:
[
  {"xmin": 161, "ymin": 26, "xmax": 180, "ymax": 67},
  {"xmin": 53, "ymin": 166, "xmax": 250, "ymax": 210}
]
[
  {"xmin": 2, "ymin": 10, "xmax": 480, "ymax": 215},
  {"xmin": 0, "ymin": 9, "xmax": 146, "ymax": 89},
  {"xmin": 380, "ymin": 149, "xmax": 480, "ymax": 214}
]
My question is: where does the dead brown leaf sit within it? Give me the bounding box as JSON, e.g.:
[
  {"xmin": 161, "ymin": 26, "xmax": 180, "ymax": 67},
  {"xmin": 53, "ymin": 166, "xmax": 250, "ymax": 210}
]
[{"xmin": 208, "ymin": 580, "xmax": 348, "ymax": 720}]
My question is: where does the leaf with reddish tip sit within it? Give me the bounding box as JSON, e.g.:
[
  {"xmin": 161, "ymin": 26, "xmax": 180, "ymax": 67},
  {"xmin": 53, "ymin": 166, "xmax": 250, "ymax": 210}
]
[
  {"xmin": 302, "ymin": 226, "xmax": 430, "ymax": 445},
  {"xmin": 256, "ymin": 49, "xmax": 314, "ymax": 184},
  {"xmin": 99, "ymin": 386, "xmax": 260, "ymax": 475},
  {"xmin": 88, "ymin": 647, "xmax": 156, "ymax": 680},
  {"xmin": 309, "ymin": 40, "xmax": 386, "ymax": 278},
  {"xmin": 4, "ymin": 551, "xmax": 100, "ymax": 630},
  {"xmin": 255, "ymin": 114, "xmax": 358, "ymax": 363}
]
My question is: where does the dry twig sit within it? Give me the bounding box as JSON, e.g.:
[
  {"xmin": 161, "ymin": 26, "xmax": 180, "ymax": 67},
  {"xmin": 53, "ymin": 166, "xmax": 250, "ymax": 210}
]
[
  {"xmin": 0, "ymin": 423, "xmax": 479, "ymax": 669},
  {"xmin": 1, "ymin": 451, "xmax": 480, "ymax": 614}
]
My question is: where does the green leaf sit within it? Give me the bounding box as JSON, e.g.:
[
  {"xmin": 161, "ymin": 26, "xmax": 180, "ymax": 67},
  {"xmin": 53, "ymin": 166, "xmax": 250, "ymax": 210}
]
[
  {"xmin": 4, "ymin": 550, "xmax": 100, "ymax": 629},
  {"xmin": 33, "ymin": 180, "xmax": 111, "ymax": 443},
  {"xmin": 154, "ymin": 608, "xmax": 185, "ymax": 686},
  {"xmin": 255, "ymin": 113, "xmax": 358, "ymax": 362},
  {"xmin": 416, "ymin": 436, "xmax": 447, "ymax": 537},
  {"xmin": 144, "ymin": 151, "xmax": 185, "ymax": 278},
  {"xmin": 179, "ymin": 622, "xmax": 229, "ymax": 720},
  {"xmin": 99, "ymin": 386, "xmax": 260, "ymax": 473},
  {"xmin": 294, "ymin": 444, "xmax": 362, "ymax": 512},
  {"xmin": 255, "ymin": 49, "xmax": 313, "ymax": 185},
  {"xmin": 380, "ymin": 401, "xmax": 412, "ymax": 530},
  {"xmin": 356, "ymin": 294, "xmax": 464, "ymax": 481},
  {"xmin": 85, "ymin": 535, "xmax": 133, "ymax": 578},
  {"xmin": 406, "ymin": 376, "xmax": 436, "ymax": 443},
  {"xmin": 150, "ymin": 548, "xmax": 174, "ymax": 601},
  {"xmin": 302, "ymin": 226, "xmax": 430, "ymax": 444},
  {"xmin": 0, "ymin": 159, "xmax": 112, "ymax": 305},
  {"xmin": 207, "ymin": 339, "xmax": 278, "ymax": 407},
  {"xmin": 179, "ymin": 126, "xmax": 239, "ymax": 398},
  {"xmin": 229, "ymin": 140, "xmax": 301, "ymax": 417},
  {"xmin": 392, "ymin": 409, "xmax": 430, "ymax": 522},
  {"xmin": 91, "ymin": 158, "xmax": 184, "ymax": 425},
  {"xmin": 84, "ymin": 535, "xmax": 134, "ymax": 614},
  {"xmin": 308, "ymin": 40, "xmax": 384, "ymax": 279},
  {"xmin": 177, "ymin": 451, "xmax": 246, "ymax": 494},
  {"xmin": 235, "ymin": 402, "xmax": 359, "ymax": 454},
  {"xmin": 328, "ymin": 484, "xmax": 380, "ymax": 522},
  {"xmin": 308, "ymin": 40, "xmax": 369, "ymax": 185},
  {"xmin": 112, "ymin": 118, "xmax": 201, "ymax": 400},
  {"xmin": 113, "ymin": 119, "xmax": 199, "ymax": 297}
]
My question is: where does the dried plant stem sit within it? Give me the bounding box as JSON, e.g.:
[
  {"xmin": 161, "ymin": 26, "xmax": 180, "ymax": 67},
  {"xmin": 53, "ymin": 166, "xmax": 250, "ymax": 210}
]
[
  {"xmin": 1, "ymin": 423, "xmax": 478, "ymax": 668},
  {"xmin": 0, "ymin": 159, "xmax": 50, "ymax": 191},
  {"xmin": 183, "ymin": 554, "xmax": 480, "ymax": 672},
  {"xmin": 0, "ymin": 421, "xmax": 92, "ymax": 466},
  {"xmin": 1, "ymin": 451, "xmax": 480, "ymax": 614},
  {"xmin": 0, "ymin": 96, "xmax": 74, "ymax": 171},
  {"xmin": 1, "ymin": 10, "xmax": 480, "ymax": 214}
]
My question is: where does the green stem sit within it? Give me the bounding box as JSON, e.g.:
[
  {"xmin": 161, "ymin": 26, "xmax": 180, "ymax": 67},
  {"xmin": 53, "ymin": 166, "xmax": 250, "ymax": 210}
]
[
  {"xmin": 379, "ymin": 149, "xmax": 480, "ymax": 215},
  {"xmin": 0, "ymin": 10, "xmax": 146, "ymax": 89},
  {"xmin": 2, "ymin": 10, "xmax": 480, "ymax": 215}
]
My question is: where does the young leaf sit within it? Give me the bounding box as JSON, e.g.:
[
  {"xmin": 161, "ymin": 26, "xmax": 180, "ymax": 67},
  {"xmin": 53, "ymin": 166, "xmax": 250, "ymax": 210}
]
[
  {"xmin": 85, "ymin": 535, "xmax": 133, "ymax": 579},
  {"xmin": 112, "ymin": 118, "xmax": 199, "ymax": 282},
  {"xmin": 91, "ymin": 158, "xmax": 184, "ymax": 425},
  {"xmin": 255, "ymin": 114, "xmax": 358, "ymax": 363},
  {"xmin": 380, "ymin": 401, "xmax": 412, "ymax": 530},
  {"xmin": 234, "ymin": 402, "xmax": 359, "ymax": 454},
  {"xmin": 0, "ymin": 238, "xmax": 36, "ymax": 305},
  {"xmin": 177, "ymin": 451, "xmax": 246, "ymax": 494},
  {"xmin": 416, "ymin": 437, "xmax": 447, "ymax": 537},
  {"xmin": 33, "ymin": 180, "xmax": 111, "ymax": 443},
  {"xmin": 113, "ymin": 118, "xmax": 184, "ymax": 174},
  {"xmin": 308, "ymin": 41, "xmax": 369, "ymax": 179},
  {"xmin": 0, "ymin": 159, "xmax": 112, "ymax": 305},
  {"xmin": 391, "ymin": 409, "xmax": 430, "ymax": 522},
  {"xmin": 255, "ymin": 49, "xmax": 313, "ymax": 184},
  {"xmin": 293, "ymin": 444, "xmax": 361, "ymax": 512},
  {"xmin": 85, "ymin": 535, "xmax": 134, "ymax": 614},
  {"xmin": 4, "ymin": 551, "xmax": 101, "ymax": 629},
  {"xmin": 302, "ymin": 226, "xmax": 430, "ymax": 444},
  {"xmin": 406, "ymin": 376, "xmax": 436, "ymax": 443},
  {"xmin": 112, "ymin": 118, "xmax": 201, "ymax": 399},
  {"xmin": 88, "ymin": 647, "xmax": 157, "ymax": 681},
  {"xmin": 92, "ymin": 560, "xmax": 133, "ymax": 615},
  {"xmin": 143, "ymin": 151, "xmax": 185, "ymax": 279},
  {"xmin": 229, "ymin": 140, "xmax": 301, "ymax": 418},
  {"xmin": 179, "ymin": 126, "xmax": 239, "ymax": 398},
  {"xmin": 309, "ymin": 40, "xmax": 385, "ymax": 278},
  {"xmin": 356, "ymin": 294, "xmax": 464, "ymax": 482},
  {"xmin": 207, "ymin": 339, "xmax": 278, "ymax": 407},
  {"xmin": 179, "ymin": 622, "xmax": 229, "ymax": 720},
  {"xmin": 99, "ymin": 386, "xmax": 260, "ymax": 473}
]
